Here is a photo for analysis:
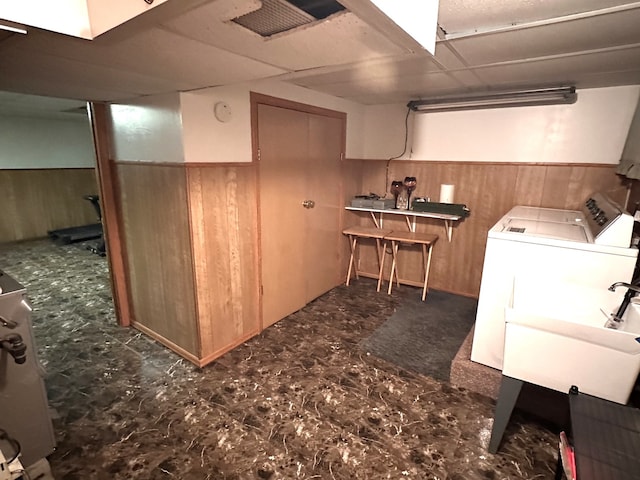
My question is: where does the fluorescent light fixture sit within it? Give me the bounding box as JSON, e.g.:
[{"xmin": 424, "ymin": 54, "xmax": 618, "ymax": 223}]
[
  {"xmin": 368, "ymin": 0, "xmax": 439, "ymax": 55},
  {"xmin": 408, "ymin": 87, "xmax": 578, "ymax": 113},
  {"xmin": 0, "ymin": 20, "xmax": 27, "ymax": 34}
]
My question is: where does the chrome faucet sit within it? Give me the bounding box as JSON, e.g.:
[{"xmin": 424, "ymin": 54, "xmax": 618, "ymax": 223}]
[
  {"xmin": 608, "ymin": 282, "xmax": 640, "ymax": 294},
  {"xmin": 608, "ymin": 281, "xmax": 640, "ymax": 320}
]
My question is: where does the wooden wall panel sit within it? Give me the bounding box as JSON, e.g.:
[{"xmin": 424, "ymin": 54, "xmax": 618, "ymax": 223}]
[
  {"xmin": 344, "ymin": 160, "xmax": 627, "ymax": 297},
  {"xmin": 187, "ymin": 165, "xmax": 260, "ymax": 362},
  {"xmin": 117, "ymin": 163, "xmax": 198, "ymax": 356},
  {"xmin": 341, "ymin": 160, "xmax": 366, "ymax": 277},
  {"xmin": 0, "ymin": 168, "xmax": 98, "ymax": 243}
]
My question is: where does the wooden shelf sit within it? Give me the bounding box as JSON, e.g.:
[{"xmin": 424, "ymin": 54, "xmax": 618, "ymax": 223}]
[{"xmin": 345, "ymin": 206, "xmax": 462, "ymax": 241}]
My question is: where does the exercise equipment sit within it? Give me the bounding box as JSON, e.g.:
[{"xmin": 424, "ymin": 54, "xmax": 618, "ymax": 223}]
[{"xmin": 47, "ymin": 195, "xmax": 106, "ymax": 256}]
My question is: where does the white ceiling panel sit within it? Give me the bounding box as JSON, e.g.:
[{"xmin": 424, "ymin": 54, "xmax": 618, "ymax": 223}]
[
  {"xmin": 431, "ymin": 42, "xmax": 468, "ymax": 70},
  {"xmin": 0, "ymin": 47, "xmax": 194, "ymax": 101},
  {"xmin": 163, "ymin": 2, "xmax": 405, "ymax": 70},
  {"xmin": 473, "ymin": 46, "xmax": 640, "ymax": 88},
  {"xmin": 571, "ymin": 70, "xmax": 640, "ymax": 89},
  {"xmin": 296, "ymin": 71, "xmax": 459, "ymax": 101},
  {"xmin": 449, "ymin": 8, "xmax": 640, "ymax": 66},
  {"xmin": 0, "ymin": 92, "xmax": 86, "ymax": 118},
  {"xmin": 350, "ymin": 82, "xmax": 472, "ymax": 105},
  {"xmin": 8, "ymin": 27, "xmax": 286, "ymax": 90},
  {"xmin": 444, "ymin": 69, "xmax": 487, "ymax": 90},
  {"xmin": 285, "ymin": 55, "xmax": 443, "ymax": 88},
  {"xmin": 438, "ymin": 0, "xmax": 634, "ymax": 34}
]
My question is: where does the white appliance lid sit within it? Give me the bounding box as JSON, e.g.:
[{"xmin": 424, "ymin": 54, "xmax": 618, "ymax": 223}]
[
  {"xmin": 507, "ymin": 205, "xmax": 585, "ymax": 224},
  {"xmin": 499, "ymin": 218, "xmax": 590, "ymax": 242}
]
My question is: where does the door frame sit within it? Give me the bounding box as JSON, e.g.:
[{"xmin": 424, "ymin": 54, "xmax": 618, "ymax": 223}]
[
  {"xmin": 87, "ymin": 102, "xmax": 132, "ymax": 327},
  {"xmin": 249, "ymin": 92, "xmax": 347, "ymax": 330}
]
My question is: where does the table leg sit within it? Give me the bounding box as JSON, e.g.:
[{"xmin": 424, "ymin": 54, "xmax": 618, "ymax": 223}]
[
  {"xmin": 369, "ymin": 211, "xmax": 380, "ymax": 228},
  {"xmin": 376, "ymin": 239, "xmax": 387, "ymax": 292},
  {"xmin": 387, "ymin": 240, "xmax": 400, "ymax": 295},
  {"xmin": 346, "ymin": 236, "xmax": 358, "ymax": 285},
  {"xmin": 421, "ymin": 243, "xmax": 434, "ymax": 301}
]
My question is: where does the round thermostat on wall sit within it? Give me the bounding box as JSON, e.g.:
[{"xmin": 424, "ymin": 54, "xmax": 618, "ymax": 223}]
[{"xmin": 214, "ymin": 101, "xmax": 232, "ymax": 123}]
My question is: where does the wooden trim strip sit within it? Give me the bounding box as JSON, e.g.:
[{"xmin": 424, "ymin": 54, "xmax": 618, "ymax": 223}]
[
  {"xmin": 88, "ymin": 102, "xmax": 133, "ymax": 328},
  {"xmin": 250, "ymin": 92, "xmax": 347, "ymax": 120},
  {"xmin": 251, "ymin": 98, "xmax": 262, "ymax": 328},
  {"xmin": 183, "ymin": 162, "xmax": 254, "ymax": 168},
  {"xmin": 0, "ymin": 167, "xmax": 96, "ymax": 171},
  {"xmin": 132, "ymin": 321, "xmax": 201, "ymax": 366},
  {"xmin": 112, "ymin": 160, "xmax": 189, "ymax": 167},
  {"xmin": 197, "ymin": 328, "xmax": 261, "ymax": 367},
  {"xmin": 184, "ymin": 167, "xmax": 203, "ymax": 358},
  {"xmin": 113, "ymin": 160, "xmax": 257, "ymax": 168}
]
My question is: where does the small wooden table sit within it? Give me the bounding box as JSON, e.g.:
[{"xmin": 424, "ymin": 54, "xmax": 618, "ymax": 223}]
[
  {"xmin": 342, "ymin": 226, "xmax": 393, "ymax": 292},
  {"xmin": 384, "ymin": 230, "xmax": 439, "ymax": 301}
]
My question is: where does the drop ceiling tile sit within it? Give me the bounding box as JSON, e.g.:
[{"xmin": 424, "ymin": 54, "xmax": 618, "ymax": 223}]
[
  {"xmin": 297, "ymin": 71, "xmax": 457, "ymax": 99},
  {"xmin": 573, "ymin": 70, "xmax": 640, "ymax": 89},
  {"xmin": 351, "ymin": 82, "xmax": 472, "ymax": 105},
  {"xmin": 0, "ymin": 48, "xmax": 196, "ymax": 101},
  {"xmin": 473, "ymin": 46, "xmax": 640, "ymax": 88},
  {"xmin": 0, "ymin": 98, "xmax": 88, "ymax": 119},
  {"xmin": 438, "ymin": 0, "xmax": 632, "ymax": 35},
  {"xmin": 449, "ymin": 8, "xmax": 640, "ymax": 66},
  {"xmin": 12, "ymin": 27, "xmax": 286, "ymax": 88},
  {"xmin": 164, "ymin": 3, "xmax": 406, "ymax": 70},
  {"xmin": 287, "ymin": 55, "xmax": 443, "ymax": 88},
  {"xmin": 445, "ymin": 69, "xmax": 487, "ymax": 89},
  {"xmin": 432, "ymin": 42, "xmax": 467, "ymax": 69},
  {"xmin": 348, "ymin": 92, "xmax": 412, "ymax": 105}
]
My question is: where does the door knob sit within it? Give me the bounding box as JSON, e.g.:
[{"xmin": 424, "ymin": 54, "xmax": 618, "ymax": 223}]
[{"xmin": 302, "ymin": 200, "xmax": 315, "ymax": 209}]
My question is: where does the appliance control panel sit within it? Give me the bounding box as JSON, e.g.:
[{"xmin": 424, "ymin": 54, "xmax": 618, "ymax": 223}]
[{"xmin": 581, "ymin": 193, "xmax": 634, "ymax": 247}]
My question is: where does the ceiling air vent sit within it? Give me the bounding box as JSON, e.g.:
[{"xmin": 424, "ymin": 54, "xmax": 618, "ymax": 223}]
[{"xmin": 232, "ymin": 0, "xmax": 345, "ymax": 37}]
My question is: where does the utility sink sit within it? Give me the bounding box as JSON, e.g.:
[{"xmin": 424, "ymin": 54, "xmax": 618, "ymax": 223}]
[{"xmin": 502, "ymin": 279, "xmax": 640, "ymax": 404}]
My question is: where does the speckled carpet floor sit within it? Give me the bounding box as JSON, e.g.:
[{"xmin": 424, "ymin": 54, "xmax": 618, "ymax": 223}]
[{"xmin": 0, "ymin": 239, "xmax": 558, "ymax": 480}]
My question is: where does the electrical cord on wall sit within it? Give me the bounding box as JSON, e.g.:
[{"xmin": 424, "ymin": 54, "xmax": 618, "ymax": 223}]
[{"xmin": 384, "ymin": 106, "xmax": 411, "ymax": 197}]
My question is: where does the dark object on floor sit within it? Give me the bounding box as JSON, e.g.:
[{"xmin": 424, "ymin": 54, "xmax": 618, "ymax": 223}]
[
  {"xmin": 360, "ymin": 289, "xmax": 477, "ymax": 381},
  {"xmin": 47, "ymin": 195, "xmax": 104, "ymax": 255},
  {"xmin": 554, "ymin": 386, "xmax": 640, "ymax": 480},
  {"xmin": 47, "ymin": 222, "xmax": 102, "ymax": 244},
  {"xmin": 83, "ymin": 195, "xmax": 106, "ymax": 256}
]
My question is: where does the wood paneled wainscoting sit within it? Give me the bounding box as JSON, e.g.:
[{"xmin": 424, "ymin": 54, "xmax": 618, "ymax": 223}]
[
  {"xmin": 116, "ymin": 162, "xmax": 260, "ymax": 367},
  {"xmin": 343, "ymin": 160, "xmax": 628, "ymax": 298},
  {"xmin": 0, "ymin": 168, "xmax": 99, "ymax": 243}
]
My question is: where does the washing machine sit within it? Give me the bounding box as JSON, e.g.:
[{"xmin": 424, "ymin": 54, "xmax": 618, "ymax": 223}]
[{"xmin": 470, "ymin": 192, "xmax": 638, "ymax": 370}]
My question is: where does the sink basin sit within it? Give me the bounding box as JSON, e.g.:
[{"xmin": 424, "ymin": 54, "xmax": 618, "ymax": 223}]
[{"xmin": 502, "ymin": 279, "xmax": 640, "ymax": 404}]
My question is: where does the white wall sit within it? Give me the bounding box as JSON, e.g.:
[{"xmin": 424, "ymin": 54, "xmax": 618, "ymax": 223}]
[
  {"xmin": 110, "ymin": 84, "xmax": 640, "ymax": 165},
  {"xmin": 181, "ymin": 79, "xmax": 367, "ymax": 163},
  {"xmin": 109, "ymin": 92, "xmax": 184, "ymax": 163},
  {"xmin": 408, "ymin": 85, "xmax": 640, "ymax": 163},
  {"xmin": 0, "ymin": 115, "xmax": 95, "ymax": 169},
  {"xmin": 362, "ymin": 103, "xmax": 413, "ymax": 159}
]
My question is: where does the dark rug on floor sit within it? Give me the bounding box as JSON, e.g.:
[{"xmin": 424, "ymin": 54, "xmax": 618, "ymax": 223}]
[{"xmin": 360, "ymin": 289, "xmax": 477, "ymax": 381}]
